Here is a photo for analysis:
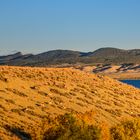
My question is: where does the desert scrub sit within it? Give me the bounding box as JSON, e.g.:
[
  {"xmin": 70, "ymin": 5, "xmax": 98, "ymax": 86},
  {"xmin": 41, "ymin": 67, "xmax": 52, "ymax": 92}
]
[
  {"xmin": 0, "ymin": 73, "xmax": 8, "ymax": 82},
  {"xmin": 50, "ymin": 87, "xmax": 71, "ymax": 98},
  {"xmin": 110, "ymin": 119, "xmax": 140, "ymax": 140},
  {"xmin": 43, "ymin": 113, "xmax": 101, "ymax": 140},
  {"xmin": 38, "ymin": 91, "xmax": 48, "ymax": 96},
  {"xmin": 5, "ymin": 99, "xmax": 15, "ymax": 104},
  {"xmin": 0, "ymin": 104, "xmax": 7, "ymax": 111}
]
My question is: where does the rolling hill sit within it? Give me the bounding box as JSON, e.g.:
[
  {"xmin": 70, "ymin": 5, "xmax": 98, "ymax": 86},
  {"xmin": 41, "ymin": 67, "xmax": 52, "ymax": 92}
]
[
  {"xmin": 0, "ymin": 66, "xmax": 140, "ymax": 139},
  {"xmin": 1, "ymin": 48, "xmax": 140, "ymax": 66}
]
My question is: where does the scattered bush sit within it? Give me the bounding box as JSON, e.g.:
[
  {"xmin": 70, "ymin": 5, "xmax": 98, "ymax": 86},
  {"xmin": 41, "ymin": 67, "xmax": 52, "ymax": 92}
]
[
  {"xmin": 43, "ymin": 113, "xmax": 101, "ymax": 140},
  {"xmin": 0, "ymin": 73, "xmax": 8, "ymax": 82},
  {"xmin": 37, "ymin": 117, "xmax": 140, "ymax": 140},
  {"xmin": 6, "ymin": 112, "xmax": 140, "ymax": 140},
  {"xmin": 110, "ymin": 119, "xmax": 140, "ymax": 140}
]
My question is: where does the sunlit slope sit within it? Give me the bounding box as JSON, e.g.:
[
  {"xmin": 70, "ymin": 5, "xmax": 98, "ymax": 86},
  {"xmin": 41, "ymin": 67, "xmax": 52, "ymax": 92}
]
[{"xmin": 0, "ymin": 66, "xmax": 140, "ymax": 139}]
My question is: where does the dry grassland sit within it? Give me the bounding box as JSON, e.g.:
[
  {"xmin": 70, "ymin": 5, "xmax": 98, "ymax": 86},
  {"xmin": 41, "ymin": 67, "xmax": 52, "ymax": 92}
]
[{"xmin": 0, "ymin": 66, "xmax": 140, "ymax": 139}]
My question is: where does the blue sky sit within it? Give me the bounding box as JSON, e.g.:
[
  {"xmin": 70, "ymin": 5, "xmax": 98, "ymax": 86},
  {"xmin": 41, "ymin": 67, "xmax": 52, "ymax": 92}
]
[{"xmin": 0, "ymin": 0, "xmax": 140, "ymax": 54}]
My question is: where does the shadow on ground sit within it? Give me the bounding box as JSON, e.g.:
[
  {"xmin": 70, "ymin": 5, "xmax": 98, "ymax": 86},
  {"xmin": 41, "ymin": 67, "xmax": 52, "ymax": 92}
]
[{"xmin": 5, "ymin": 125, "xmax": 31, "ymax": 140}]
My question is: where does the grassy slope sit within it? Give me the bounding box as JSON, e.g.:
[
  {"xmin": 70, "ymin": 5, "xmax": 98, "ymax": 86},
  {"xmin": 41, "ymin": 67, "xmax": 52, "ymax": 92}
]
[{"xmin": 0, "ymin": 66, "xmax": 140, "ymax": 139}]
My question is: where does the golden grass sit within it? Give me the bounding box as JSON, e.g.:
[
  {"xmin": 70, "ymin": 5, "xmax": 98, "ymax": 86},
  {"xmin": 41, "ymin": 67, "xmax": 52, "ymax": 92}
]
[{"xmin": 0, "ymin": 66, "xmax": 140, "ymax": 139}]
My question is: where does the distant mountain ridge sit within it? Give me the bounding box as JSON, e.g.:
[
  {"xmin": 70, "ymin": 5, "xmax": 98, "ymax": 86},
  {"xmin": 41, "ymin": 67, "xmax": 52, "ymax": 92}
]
[{"xmin": 1, "ymin": 47, "xmax": 140, "ymax": 66}]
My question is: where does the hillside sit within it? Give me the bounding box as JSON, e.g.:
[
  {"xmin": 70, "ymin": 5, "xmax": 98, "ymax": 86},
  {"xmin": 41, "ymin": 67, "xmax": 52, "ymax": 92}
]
[
  {"xmin": 80, "ymin": 63, "xmax": 140, "ymax": 79},
  {"xmin": 0, "ymin": 52, "xmax": 33, "ymax": 65},
  {"xmin": 0, "ymin": 66, "xmax": 140, "ymax": 139},
  {"xmin": 1, "ymin": 48, "xmax": 140, "ymax": 66}
]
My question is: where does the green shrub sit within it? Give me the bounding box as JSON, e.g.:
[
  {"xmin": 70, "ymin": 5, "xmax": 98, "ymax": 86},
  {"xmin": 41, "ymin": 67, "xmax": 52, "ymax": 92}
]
[
  {"xmin": 43, "ymin": 113, "xmax": 101, "ymax": 140},
  {"xmin": 110, "ymin": 119, "xmax": 140, "ymax": 140}
]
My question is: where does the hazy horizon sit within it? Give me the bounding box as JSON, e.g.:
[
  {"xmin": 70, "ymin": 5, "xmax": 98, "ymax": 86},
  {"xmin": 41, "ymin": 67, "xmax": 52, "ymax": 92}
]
[{"xmin": 0, "ymin": 0, "xmax": 140, "ymax": 55}]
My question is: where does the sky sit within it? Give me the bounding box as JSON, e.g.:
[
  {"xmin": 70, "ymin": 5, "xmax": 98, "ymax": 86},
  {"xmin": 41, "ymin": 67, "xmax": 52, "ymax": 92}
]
[{"xmin": 0, "ymin": 0, "xmax": 140, "ymax": 54}]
